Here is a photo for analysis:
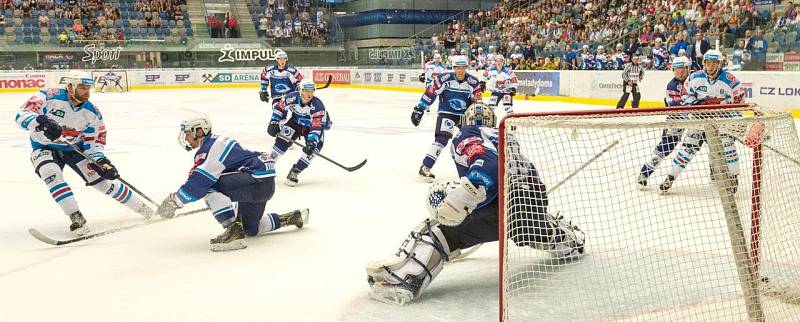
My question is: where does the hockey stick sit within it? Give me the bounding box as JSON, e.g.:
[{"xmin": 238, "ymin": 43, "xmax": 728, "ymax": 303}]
[
  {"xmin": 550, "ymin": 140, "xmax": 620, "ymax": 192},
  {"xmin": 316, "ymin": 74, "xmax": 333, "ymax": 90},
  {"xmin": 58, "ymin": 140, "xmax": 158, "ymax": 206},
  {"xmin": 28, "ymin": 207, "xmax": 210, "ymax": 246},
  {"xmin": 278, "ymin": 135, "xmax": 367, "ymax": 172},
  {"xmin": 730, "ymin": 135, "xmax": 800, "ymax": 168}
]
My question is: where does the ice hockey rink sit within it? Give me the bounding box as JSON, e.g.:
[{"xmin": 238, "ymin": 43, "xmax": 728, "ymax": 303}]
[{"xmin": 2, "ymin": 87, "xmax": 799, "ymax": 322}]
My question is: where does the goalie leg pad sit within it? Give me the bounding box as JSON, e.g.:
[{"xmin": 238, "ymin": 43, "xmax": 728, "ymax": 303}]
[{"xmin": 366, "ymin": 219, "xmax": 453, "ymax": 305}]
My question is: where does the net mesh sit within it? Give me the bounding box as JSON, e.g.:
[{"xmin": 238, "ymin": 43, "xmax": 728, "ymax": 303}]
[{"xmin": 499, "ymin": 105, "xmax": 800, "ymax": 321}]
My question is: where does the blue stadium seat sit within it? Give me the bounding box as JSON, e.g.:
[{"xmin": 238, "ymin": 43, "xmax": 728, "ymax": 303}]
[
  {"xmin": 0, "ymin": 28, "xmax": 4, "ymax": 36},
  {"xmin": 137, "ymin": 12, "xmax": 143, "ymax": 19},
  {"xmin": 23, "ymin": 26, "xmax": 31, "ymax": 34},
  {"xmin": 159, "ymin": 12, "xmax": 167, "ymax": 19},
  {"xmin": 81, "ymin": 18, "xmax": 88, "ymax": 25},
  {"xmin": 32, "ymin": 36, "xmax": 40, "ymax": 44},
  {"xmin": 4, "ymin": 9, "xmax": 11, "ymax": 16},
  {"xmin": 22, "ymin": 17, "xmax": 30, "ymax": 26},
  {"xmin": 50, "ymin": 34, "xmax": 57, "ymax": 43},
  {"xmin": 15, "ymin": 35, "xmax": 23, "ymax": 43},
  {"xmin": 163, "ymin": 27, "xmax": 170, "ymax": 36},
  {"xmin": 32, "ymin": 27, "xmax": 40, "ymax": 35},
  {"xmin": 186, "ymin": 28, "xmax": 193, "ymax": 37},
  {"xmin": 14, "ymin": 28, "xmax": 22, "ymax": 36},
  {"xmin": 23, "ymin": 36, "xmax": 32, "ymax": 44},
  {"xmin": 169, "ymin": 20, "xmax": 176, "ymax": 27},
  {"xmin": 147, "ymin": 27, "xmax": 155, "ymax": 35},
  {"xmin": 123, "ymin": 19, "xmax": 130, "ymax": 28}
]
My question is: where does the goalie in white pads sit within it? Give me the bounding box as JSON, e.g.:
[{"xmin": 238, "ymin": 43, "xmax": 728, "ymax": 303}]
[
  {"xmin": 155, "ymin": 115, "xmax": 309, "ymax": 251},
  {"xmin": 98, "ymin": 70, "xmax": 125, "ymax": 92},
  {"xmin": 659, "ymin": 50, "xmax": 745, "ymax": 193},
  {"xmin": 14, "ymin": 70, "xmax": 153, "ymax": 235},
  {"xmin": 637, "ymin": 56, "xmax": 691, "ymax": 189},
  {"xmin": 366, "ymin": 103, "xmax": 585, "ymax": 305}
]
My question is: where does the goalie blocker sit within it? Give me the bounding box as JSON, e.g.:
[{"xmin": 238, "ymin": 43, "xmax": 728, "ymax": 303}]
[{"xmin": 365, "ymin": 103, "xmax": 585, "ymax": 305}]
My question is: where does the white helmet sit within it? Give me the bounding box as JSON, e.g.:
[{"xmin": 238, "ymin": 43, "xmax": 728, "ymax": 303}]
[
  {"xmin": 452, "ymin": 55, "xmax": 469, "ymax": 67},
  {"xmin": 582, "ymin": 44, "xmax": 589, "ymax": 50},
  {"xmin": 298, "ymin": 79, "xmax": 316, "ymax": 91},
  {"xmin": 178, "ymin": 114, "xmax": 212, "ymax": 151},
  {"xmin": 597, "ymin": 45, "xmax": 605, "ymax": 52},
  {"xmin": 275, "ymin": 49, "xmax": 288, "ymax": 59},
  {"xmin": 671, "ymin": 56, "xmax": 691, "ymax": 70},
  {"xmin": 63, "ymin": 70, "xmax": 94, "ymax": 88},
  {"xmin": 703, "ymin": 49, "xmax": 723, "ymax": 74},
  {"xmin": 495, "ymin": 55, "xmax": 505, "ymax": 62}
]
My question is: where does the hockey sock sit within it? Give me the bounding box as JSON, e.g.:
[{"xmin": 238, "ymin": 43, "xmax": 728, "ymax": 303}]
[
  {"xmin": 640, "ymin": 132, "xmax": 681, "ymax": 177},
  {"xmin": 205, "ymin": 192, "xmax": 237, "ymax": 227},
  {"xmin": 39, "ymin": 163, "xmax": 80, "ymax": 215},
  {"xmin": 422, "ymin": 134, "xmax": 449, "ymax": 168},
  {"xmin": 294, "ymin": 152, "xmax": 315, "ymax": 172},
  {"xmin": 722, "ymin": 135, "xmax": 740, "ymax": 176},
  {"xmin": 669, "ymin": 145, "xmax": 700, "ymax": 178},
  {"xmin": 255, "ymin": 213, "xmax": 281, "ymax": 235},
  {"xmin": 93, "ymin": 180, "xmax": 148, "ymax": 212}
]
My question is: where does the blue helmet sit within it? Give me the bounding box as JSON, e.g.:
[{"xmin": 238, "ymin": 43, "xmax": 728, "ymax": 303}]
[{"xmin": 452, "ymin": 55, "xmax": 469, "ymax": 67}]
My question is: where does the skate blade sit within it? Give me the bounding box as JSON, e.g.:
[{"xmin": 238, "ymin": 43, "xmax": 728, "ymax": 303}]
[
  {"xmin": 285, "ymin": 180, "xmax": 298, "ymax": 187},
  {"xmin": 73, "ymin": 226, "xmax": 90, "ymax": 236},
  {"xmin": 368, "ymin": 283, "xmax": 414, "ymax": 306},
  {"xmin": 418, "ymin": 175, "xmax": 434, "ymax": 183},
  {"xmin": 210, "ymin": 239, "xmax": 247, "ymax": 252},
  {"xmin": 299, "ymin": 208, "xmax": 310, "ymax": 226},
  {"xmin": 637, "ymin": 183, "xmax": 647, "ymax": 191}
]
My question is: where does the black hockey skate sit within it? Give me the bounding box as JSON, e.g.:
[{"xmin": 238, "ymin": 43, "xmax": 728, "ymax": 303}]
[
  {"xmin": 210, "ymin": 218, "xmax": 246, "ymax": 252},
  {"xmin": 637, "ymin": 173, "xmax": 648, "ymax": 190},
  {"xmin": 285, "ymin": 166, "xmax": 301, "ymax": 187},
  {"xmin": 68, "ymin": 211, "xmax": 88, "ymax": 235},
  {"xmin": 279, "ymin": 209, "xmax": 310, "ymax": 229},
  {"xmin": 659, "ymin": 175, "xmax": 676, "ymax": 194},
  {"xmin": 418, "ymin": 165, "xmax": 435, "ymax": 183}
]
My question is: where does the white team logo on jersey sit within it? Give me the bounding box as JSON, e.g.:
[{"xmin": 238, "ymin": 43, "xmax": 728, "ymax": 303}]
[{"xmin": 448, "ymin": 99, "xmax": 468, "ymax": 111}]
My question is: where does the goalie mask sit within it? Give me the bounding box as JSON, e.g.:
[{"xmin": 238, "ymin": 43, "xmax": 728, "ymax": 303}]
[
  {"xmin": 179, "ymin": 115, "xmax": 212, "ymax": 151},
  {"xmin": 462, "ymin": 102, "xmax": 496, "ymax": 127}
]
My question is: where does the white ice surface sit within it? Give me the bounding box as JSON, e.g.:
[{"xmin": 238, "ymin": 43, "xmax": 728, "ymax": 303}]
[{"xmin": 0, "ymin": 88, "xmax": 796, "ymax": 322}]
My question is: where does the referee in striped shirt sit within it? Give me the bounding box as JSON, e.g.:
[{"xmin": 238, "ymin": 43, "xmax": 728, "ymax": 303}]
[{"xmin": 616, "ymin": 55, "xmax": 645, "ymax": 109}]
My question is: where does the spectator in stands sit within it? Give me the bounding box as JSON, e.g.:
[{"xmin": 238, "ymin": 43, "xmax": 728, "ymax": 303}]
[
  {"xmin": 0, "ymin": 14, "xmax": 5, "ymax": 28},
  {"xmin": 72, "ymin": 19, "xmax": 83, "ymax": 33},
  {"xmin": 259, "ymin": 14, "xmax": 269, "ymax": 38},
  {"xmin": 732, "ymin": 38, "xmax": 751, "ymax": 70},
  {"xmin": 751, "ymin": 29, "xmax": 768, "ymax": 70},
  {"xmin": 208, "ymin": 14, "xmax": 221, "ymax": 38},
  {"xmin": 670, "ymin": 32, "xmax": 689, "ymax": 57},
  {"xmin": 692, "ymin": 32, "xmax": 710, "ymax": 70},
  {"xmin": 625, "ymin": 35, "xmax": 640, "ymax": 58}
]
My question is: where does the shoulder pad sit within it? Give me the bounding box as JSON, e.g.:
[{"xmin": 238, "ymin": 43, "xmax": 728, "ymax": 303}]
[
  {"xmin": 81, "ymin": 101, "xmax": 103, "ymax": 119},
  {"xmin": 42, "ymin": 88, "xmax": 66, "ymax": 100}
]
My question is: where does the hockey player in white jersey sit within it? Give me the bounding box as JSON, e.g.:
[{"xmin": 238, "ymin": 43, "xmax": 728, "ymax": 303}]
[
  {"xmin": 14, "ymin": 70, "xmax": 153, "ymax": 234},
  {"xmin": 483, "ymin": 55, "xmax": 519, "ymax": 114},
  {"xmin": 155, "ymin": 115, "xmax": 309, "ymax": 251},
  {"xmin": 637, "ymin": 56, "xmax": 691, "ymax": 189},
  {"xmin": 418, "ymin": 54, "xmax": 448, "ymax": 112},
  {"xmin": 259, "ymin": 49, "xmax": 304, "ymax": 106},
  {"xmin": 366, "ymin": 104, "xmax": 585, "ymax": 305},
  {"xmin": 659, "ymin": 50, "xmax": 745, "ymax": 193}
]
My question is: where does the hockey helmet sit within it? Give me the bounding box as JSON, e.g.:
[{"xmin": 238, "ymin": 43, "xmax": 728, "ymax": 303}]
[
  {"xmin": 275, "ymin": 49, "xmax": 288, "ymax": 60},
  {"xmin": 462, "ymin": 102, "xmax": 496, "ymax": 127},
  {"xmin": 62, "ymin": 70, "xmax": 94, "ymax": 88},
  {"xmin": 671, "ymin": 56, "xmax": 691, "ymax": 69},
  {"xmin": 299, "ymin": 79, "xmax": 316, "ymax": 91},
  {"xmin": 179, "ymin": 114, "xmax": 212, "ymax": 151},
  {"xmin": 452, "ymin": 55, "xmax": 469, "ymax": 68},
  {"xmin": 703, "ymin": 49, "xmax": 723, "ymax": 62}
]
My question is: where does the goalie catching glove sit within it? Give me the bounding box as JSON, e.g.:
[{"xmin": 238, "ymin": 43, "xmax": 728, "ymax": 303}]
[{"xmin": 426, "ymin": 176, "xmax": 487, "ymax": 226}]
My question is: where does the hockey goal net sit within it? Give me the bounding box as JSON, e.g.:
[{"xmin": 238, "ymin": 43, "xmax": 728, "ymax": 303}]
[
  {"xmin": 91, "ymin": 70, "xmax": 130, "ymax": 92},
  {"xmin": 499, "ymin": 104, "xmax": 800, "ymax": 321}
]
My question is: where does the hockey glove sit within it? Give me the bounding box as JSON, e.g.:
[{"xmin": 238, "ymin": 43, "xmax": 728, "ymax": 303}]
[
  {"xmin": 418, "ymin": 73, "xmax": 426, "ymax": 83},
  {"xmin": 508, "ymin": 88, "xmax": 517, "ymax": 96},
  {"xmin": 89, "ymin": 158, "xmax": 120, "ymax": 180},
  {"xmin": 259, "ymin": 90, "xmax": 270, "ymax": 102},
  {"xmin": 411, "ymin": 108, "xmax": 425, "ymax": 127},
  {"xmin": 35, "ymin": 115, "xmax": 62, "ymax": 141},
  {"xmin": 427, "ymin": 177, "xmax": 486, "ymax": 226},
  {"xmin": 267, "ymin": 121, "xmax": 281, "ymax": 137},
  {"xmin": 479, "ymin": 81, "xmax": 486, "ymax": 92},
  {"xmin": 156, "ymin": 193, "xmax": 181, "ymax": 218},
  {"xmin": 303, "ymin": 140, "xmax": 317, "ymax": 155}
]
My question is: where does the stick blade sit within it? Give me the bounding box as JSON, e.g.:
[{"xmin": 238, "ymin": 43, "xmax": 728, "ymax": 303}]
[
  {"xmin": 345, "ymin": 159, "xmax": 368, "ymax": 172},
  {"xmin": 28, "ymin": 228, "xmax": 61, "ymax": 245}
]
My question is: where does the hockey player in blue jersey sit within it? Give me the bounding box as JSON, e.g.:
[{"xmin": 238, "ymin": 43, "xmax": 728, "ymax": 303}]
[
  {"xmin": 155, "ymin": 115, "xmax": 309, "ymax": 251},
  {"xmin": 580, "ymin": 45, "xmax": 595, "ymax": 70},
  {"xmin": 266, "ymin": 79, "xmax": 331, "ymax": 186},
  {"xmin": 411, "ymin": 55, "xmax": 483, "ymax": 182},
  {"xmin": 652, "ymin": 38, "xmax": 670, "ymax": 70},
  {"xmin": 659, "ymin": 50, "xmax": 745, "ymax": 193},
  {"xmin": 595, "ymin": 46, "xmax": 612, "ymax": 70},
  {"xmin": 14, "ymin": 70, "xmax": 153, "ymax": 235},
  {"xmin": 259, "ymin": 49, "xmax": 304, "ymax": 106},
  {"xmin": 366, "ymin": 103, "xmax": 585, "ymax": 305},
  {"xmin": 637, "ymin": 56, "xmax": 692, "ymax": 189}
]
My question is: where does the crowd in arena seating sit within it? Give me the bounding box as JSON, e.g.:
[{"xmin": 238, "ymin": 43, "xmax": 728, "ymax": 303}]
[
  {"xmin": 247, "ymin": 0, "xmax": 330, "ymax": 46},
  {"xmin": 0, "ymin": 0, "xmax": 192, "ymax": 45},
  {"xmin": 424, "ymin": 0, "xmax": 790, "ymax": 71}
]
